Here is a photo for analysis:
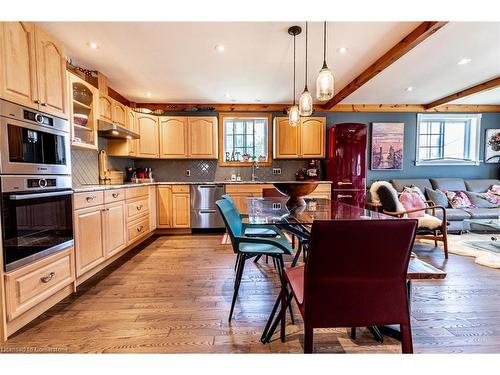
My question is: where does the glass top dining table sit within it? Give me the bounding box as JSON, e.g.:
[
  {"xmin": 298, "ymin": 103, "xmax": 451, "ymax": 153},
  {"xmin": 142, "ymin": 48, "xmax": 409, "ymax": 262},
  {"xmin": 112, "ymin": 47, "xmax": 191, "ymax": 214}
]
[{"xmin": 244, "ymin": 197, "xmax": 395, "ymax": 225}]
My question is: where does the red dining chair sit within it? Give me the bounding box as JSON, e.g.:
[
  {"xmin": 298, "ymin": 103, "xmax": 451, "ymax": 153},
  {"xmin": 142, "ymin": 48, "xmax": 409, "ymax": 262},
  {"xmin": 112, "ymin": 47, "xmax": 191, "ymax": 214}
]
[{"xmin": 280, "ymin": 219, "xmax": 418, "ymax": 353}]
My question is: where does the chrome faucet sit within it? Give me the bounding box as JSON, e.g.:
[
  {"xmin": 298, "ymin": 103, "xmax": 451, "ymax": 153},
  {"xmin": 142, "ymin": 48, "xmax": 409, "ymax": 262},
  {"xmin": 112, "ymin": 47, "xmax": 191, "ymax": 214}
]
[{"xmin": 251, "ymin": 161, "xmax": 259, "ymax": 181}]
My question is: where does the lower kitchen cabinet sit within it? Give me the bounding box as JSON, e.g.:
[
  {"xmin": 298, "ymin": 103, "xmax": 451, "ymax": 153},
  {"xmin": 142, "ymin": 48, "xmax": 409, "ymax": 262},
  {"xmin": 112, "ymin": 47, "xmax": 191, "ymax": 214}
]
[
  {"xmin": 74, "ymin": 205, "xmax": 106, "ymax": 277},
  {"xmin": 102, "ymin": 201, "xmax": 126, "ymax": 258},
  {"xmin": 157, "ymin": 185, "xmax": 190, "ymax": 228}
]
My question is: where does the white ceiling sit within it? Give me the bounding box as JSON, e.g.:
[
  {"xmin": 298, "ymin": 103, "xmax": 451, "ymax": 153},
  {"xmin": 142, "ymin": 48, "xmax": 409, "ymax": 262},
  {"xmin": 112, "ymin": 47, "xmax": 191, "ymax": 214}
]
[
  {"xmin": 344, "ymin": 22, "xmax": 500, "ymax": 104},
  {"xmin": 450, "ymin": 87, "xmax": 500, "ymax": 105},
  {"xmin": 39, "ymin": 21, "xmax": 500, "ymax": 105}
]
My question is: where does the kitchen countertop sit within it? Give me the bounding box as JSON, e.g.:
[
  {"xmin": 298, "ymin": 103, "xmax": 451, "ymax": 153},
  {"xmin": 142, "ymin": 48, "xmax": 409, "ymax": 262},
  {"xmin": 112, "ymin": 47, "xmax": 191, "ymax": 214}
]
[{"xmin": 72, "ymin": 180, "xmax": 332, "ymax": 193}]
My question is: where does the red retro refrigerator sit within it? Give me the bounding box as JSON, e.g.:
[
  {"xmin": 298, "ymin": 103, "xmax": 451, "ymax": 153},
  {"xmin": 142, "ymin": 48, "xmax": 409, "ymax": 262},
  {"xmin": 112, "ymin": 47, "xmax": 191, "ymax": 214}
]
[{"xmin": 325, "ymin": 123, "xmax": 367, "ymax": 208}]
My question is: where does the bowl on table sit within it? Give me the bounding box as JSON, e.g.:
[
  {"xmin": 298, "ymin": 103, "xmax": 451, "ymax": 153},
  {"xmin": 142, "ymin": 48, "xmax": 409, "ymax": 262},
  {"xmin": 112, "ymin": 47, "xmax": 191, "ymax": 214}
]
[{"xmin": 272, "ymin": 182, "xmax": 319, "ymax": 207}]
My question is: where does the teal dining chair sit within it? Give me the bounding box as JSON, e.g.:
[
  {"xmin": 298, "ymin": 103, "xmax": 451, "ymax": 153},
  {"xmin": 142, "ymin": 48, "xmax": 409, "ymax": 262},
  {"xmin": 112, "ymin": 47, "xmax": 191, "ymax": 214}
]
[{"xmin": 216, "ymin": 198, "xmax": 294, "ymax": 321}]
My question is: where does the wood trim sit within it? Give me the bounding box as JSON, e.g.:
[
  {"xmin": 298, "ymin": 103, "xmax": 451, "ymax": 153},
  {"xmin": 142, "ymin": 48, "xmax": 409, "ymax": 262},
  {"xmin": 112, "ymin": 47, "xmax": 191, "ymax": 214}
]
[
  {"xmin": 136, "ymin": 103, "xmax": 289, "ymax": 113},
  {"xmin": 327, "ymin": 104, "xmax": 500, "ymax": 112},
  {"xmin": 424, "ymin": 76, "xmax": 500, "ymax": 109},
  {"xmin": 322, "ymin": 21, "xmax": 449, "ymax": 109},
  {"xmin": 66, "ymin": 63, "xmax": 98, "ymax": 88},
  {"xmin": 109, "ymin": 87, "xmax": 130, "ymax": 107},
  {"xmin": 218, "ymin": 113, "xmax": 273, "ymax": 167}
]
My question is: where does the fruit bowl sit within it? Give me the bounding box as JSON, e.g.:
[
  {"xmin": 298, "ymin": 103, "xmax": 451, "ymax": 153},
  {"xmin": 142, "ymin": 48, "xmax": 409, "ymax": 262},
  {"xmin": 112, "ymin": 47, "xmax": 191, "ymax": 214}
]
[{"xmin": 273, "ymin": 182, "xmax": 319, "ymax": 207}]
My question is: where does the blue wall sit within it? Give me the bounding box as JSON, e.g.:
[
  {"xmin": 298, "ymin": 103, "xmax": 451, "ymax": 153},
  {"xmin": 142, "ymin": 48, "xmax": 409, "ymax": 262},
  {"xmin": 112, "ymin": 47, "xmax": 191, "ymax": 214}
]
[{"xmin": 323, "ymin": 112, "xmax": 500, "ymax": 184}]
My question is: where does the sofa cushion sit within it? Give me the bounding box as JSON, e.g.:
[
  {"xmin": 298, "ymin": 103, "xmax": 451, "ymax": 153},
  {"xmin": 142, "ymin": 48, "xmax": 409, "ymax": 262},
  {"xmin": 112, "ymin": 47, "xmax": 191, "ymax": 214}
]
[
  {"xmin": 445, "ymin": 190, "xmax": 475, "ymax": 209},
  {"xmin": 434, "ymin": 208, "xmax": 471, "ymax": 221},
  {"xmin": 390, "ymin": 179, "xmax": 432, "ymax": 193},
  {"xmin": 464, "ymin": 191, "xmax": 499, "ymax": 208},
  {"xmin": 430, "ymin": 178, "xmax": 467, "ymax": 192},
  {"xmin": 465, "ymin": 179, "xmax": 500, "ymax": 193},
  {"xmin": 425, "ymin": 188, "xmax": 450, "ymax": 208},
  {"xmin": 462, "ymin": 207, "xmax": 500, "ymax": 219}
]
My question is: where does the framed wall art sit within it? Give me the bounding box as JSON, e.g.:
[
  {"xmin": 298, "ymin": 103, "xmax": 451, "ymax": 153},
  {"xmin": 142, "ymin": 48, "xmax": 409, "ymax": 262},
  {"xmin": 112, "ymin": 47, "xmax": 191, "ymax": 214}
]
[
  {"xmin": 485, "ymin": 128, "xmax": 500, "ymax": 163},
  {"xmin": 371, "ymin": 122, "xmax": 404, "ymax": 170}
]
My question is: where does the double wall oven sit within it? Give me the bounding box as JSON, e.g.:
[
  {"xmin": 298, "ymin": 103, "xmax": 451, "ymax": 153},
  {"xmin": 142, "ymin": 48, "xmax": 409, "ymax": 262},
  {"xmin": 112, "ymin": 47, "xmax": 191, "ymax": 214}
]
[{"xmin": 0, "ymin": 99, "xmax": 73, "ymax": 271}]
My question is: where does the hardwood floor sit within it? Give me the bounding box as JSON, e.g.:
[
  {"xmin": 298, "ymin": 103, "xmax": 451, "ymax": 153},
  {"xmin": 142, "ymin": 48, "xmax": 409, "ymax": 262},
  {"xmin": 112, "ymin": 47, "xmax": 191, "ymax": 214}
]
[{"xmin": 1, "ymin": 233, "xmax": 499, "ymax": 353}]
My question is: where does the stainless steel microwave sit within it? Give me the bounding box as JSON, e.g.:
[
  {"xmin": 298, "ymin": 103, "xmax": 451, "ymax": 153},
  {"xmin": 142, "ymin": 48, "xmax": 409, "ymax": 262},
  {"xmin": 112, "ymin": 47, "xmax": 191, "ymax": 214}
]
[{"xmin": 0, "ymin": 99, "xmax": 71, "ymax": 175}]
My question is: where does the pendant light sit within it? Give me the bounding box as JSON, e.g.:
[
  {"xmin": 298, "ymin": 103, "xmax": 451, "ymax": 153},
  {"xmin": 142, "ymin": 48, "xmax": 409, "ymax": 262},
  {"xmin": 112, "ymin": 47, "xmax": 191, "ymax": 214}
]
[
  {"xmin": 316, "ymin": 21, "xmax": 334, "ymax": 101},
  {"xmin": 299, "ymin": 22, "xmax": 313, "ymax": 116},
  {"xmin": 288, "ymin": 26, "xmax": 301, "ymax": 127}
]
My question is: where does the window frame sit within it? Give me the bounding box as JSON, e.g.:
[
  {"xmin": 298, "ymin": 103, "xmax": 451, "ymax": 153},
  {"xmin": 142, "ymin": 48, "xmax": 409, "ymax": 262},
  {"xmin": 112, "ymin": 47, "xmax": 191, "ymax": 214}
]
[
  {"xmin": 218, "ymin": 113, "xmax": 273, "ymax": 167},
  {"xmin": 415, "ymin": 113, "xmax": 481, "ymax": 166}
]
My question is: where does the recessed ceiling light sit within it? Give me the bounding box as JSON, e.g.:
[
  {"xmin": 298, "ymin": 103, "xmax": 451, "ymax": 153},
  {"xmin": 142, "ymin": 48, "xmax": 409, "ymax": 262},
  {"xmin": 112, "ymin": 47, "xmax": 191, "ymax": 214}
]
[
  {"xmin": 215, "ymin": 44, "xmax": 225, "ymax": 52},
  {"xmin": 405, "ymin": 86, "xmax": 413, "ymax": 92},
  {"xmin": 111, "ymin": 130, "xmax": 119, "ymax": 135},
  {"xmin": 126, "ymin": 135, "xmax": 132, "ymax": 140},
  {"xmin": 145, "ymin": 92, "xmax": 152, "ymax": 98},
  {"xmin": 337, "ymin": 47, "xmax": 348, "ymax": 54},
  {"xmin": 87, "ymin": 42, "xmax": 99, "ymax": 49},
  {"xmin": 457, "ymin": 58, "xmax": 472, "ymax": 65}
]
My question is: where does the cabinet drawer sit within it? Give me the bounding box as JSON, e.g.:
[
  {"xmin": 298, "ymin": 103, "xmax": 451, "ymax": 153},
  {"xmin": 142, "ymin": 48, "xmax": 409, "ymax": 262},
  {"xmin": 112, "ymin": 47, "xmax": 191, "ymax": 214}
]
[
  {"xmin": 104, "ymin": 189, "xmax": 125, "ymax": 203},
  {"xmin": 126, "ymin": 197, "xmax": 149, "ymax": 221},
  {"xmin": 125, "ymin": 186, "xmax": 149, "ymax": 200},
  {"xmin": 172, "ymin": 185, "xmax": 189, "ymax": 193},
  {"xmin": 4, "ymin": 248, "xmax": 75, "ymax": 321},
  {"xmin": 73, "ymin": 191, "xmax": 104, "ymax": 209},
  {"xmin": 127, "ymin": 216, "xmax": 150, "ymax": 244}
]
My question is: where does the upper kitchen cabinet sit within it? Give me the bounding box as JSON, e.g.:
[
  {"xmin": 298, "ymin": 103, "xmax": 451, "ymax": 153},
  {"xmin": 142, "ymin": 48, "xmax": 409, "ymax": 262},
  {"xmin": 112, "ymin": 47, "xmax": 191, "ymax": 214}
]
[
  {"xmin": 99, "ymin": 95, "xmax": 113, "ymax": 122},
  {"xmin": 160, "ymin": 116, "xmax": 189, "ymax": 158},
  {"xmin": 0, "ymin": 22, "xmax": 68, "ymax": 119},
  {"xmin": 274, "ymin": 116, "xmax": 325, "ymax": 158},
  {"xmin": 107, "ymin": 107, "xmax": 139, "ymax": 157},
  {"xmin": 188, "ymin": 117, "xmax": 218, "ymax": 159},
  {"xmin": 0, "ymin": 22, "xmax": 37, "ymax": 108},
  {"xmin": 68, "ymin": 71, "xmax": 99, "ymax": 150},
  {"xmin": 136, "ymin": 113, "xmax": 159, "ymax": 158},
  {"xmin": 112, "ymin": 98, "xmax": 127, "ymax": 128}
]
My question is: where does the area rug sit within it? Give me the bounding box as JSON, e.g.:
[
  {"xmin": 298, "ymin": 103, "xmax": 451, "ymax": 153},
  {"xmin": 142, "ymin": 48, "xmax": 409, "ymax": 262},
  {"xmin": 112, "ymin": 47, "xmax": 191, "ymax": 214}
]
[{"xmin": 417, "ymin": 232, "xmax": 500, "ymax": 269}]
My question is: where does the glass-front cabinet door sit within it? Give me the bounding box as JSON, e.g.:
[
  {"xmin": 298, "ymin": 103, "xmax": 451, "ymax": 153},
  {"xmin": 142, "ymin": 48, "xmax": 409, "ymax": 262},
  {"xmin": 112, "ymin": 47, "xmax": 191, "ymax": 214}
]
[{"xmin": 68, "ymin": 72, "xmax": 99, "ymax": 150}]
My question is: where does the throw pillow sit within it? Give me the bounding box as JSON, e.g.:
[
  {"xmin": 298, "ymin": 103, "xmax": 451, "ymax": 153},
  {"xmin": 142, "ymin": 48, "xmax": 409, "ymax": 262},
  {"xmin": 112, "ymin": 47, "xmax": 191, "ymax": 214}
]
[
  {"xmin": 399, "ymin": 192, "xmax": 426, "ymax": 218},
  {"xmin": 464, "ymin": 191, "xmax": 499, "ymax": 208},
  {"xmin": 377, "ymin": 185, "xmax": 404, "ymax": 212},
  {"xmin": 445, "ymin": 191, "xmax": 475, "ymax": 209},
  {"xmin": 425, "ymin": 188, "xmax": 450, "ymax": 208},
  {"xmin": 483, "ymin": 186, "xmax": 500, "ymax": 205},
  {"xmin": 402, "ymin": 185, "xmax": 426, "ymax": 202}
]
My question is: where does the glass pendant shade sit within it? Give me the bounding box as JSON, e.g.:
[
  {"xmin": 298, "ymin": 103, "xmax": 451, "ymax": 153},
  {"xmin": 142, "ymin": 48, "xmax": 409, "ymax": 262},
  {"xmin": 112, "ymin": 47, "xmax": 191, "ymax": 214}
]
[
  {"xmin": 288, "ymin": 105, "xmax": 300, "ymax": 127},
  {"xmin": 299, "ymin": 88, "xmax": 313, "ymax": 116},
  {"xmin": 316, "ymin": 66, "xmax": 334, "ymax": 101}
]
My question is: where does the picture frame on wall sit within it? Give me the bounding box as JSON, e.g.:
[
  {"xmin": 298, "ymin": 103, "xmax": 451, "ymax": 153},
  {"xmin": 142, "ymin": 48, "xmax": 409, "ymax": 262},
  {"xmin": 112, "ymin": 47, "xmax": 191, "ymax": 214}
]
[
  {"xmin": 371, "ymin": 122, "xmax": 404, "ymax": 170},
  {"xmin": 485, "ymin": 128, "xmax": 500, "ymax": 163}
]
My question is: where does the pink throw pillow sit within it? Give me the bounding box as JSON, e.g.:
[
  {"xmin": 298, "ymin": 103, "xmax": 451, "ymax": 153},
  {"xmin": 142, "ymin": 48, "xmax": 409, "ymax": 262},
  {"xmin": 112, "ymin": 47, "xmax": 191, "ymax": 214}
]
[
  {"xmin": 445, "ymin": 191, "xmax": 475, "ymax": 209},
  {"xmin": 399, "ymin": 192, "xmax": 426, "ymax": 218},
  {"xmin": 484, "ymin": 185, "xmax": 500, "ymax": 205}
]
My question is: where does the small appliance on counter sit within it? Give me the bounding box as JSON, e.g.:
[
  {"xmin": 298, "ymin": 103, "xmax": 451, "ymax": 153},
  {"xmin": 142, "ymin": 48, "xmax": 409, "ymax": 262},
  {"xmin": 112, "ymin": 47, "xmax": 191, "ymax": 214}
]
[
  {"xmin": 125, "ymin": 167, "xmax": 154, "ymax": 183},
  {"xmin": 98, "ymin": 150, "xmax": 124, "ymax": 185},
  {"xmin": 295, "ymin": 159, "xmax": 321, "ymax": 181}
]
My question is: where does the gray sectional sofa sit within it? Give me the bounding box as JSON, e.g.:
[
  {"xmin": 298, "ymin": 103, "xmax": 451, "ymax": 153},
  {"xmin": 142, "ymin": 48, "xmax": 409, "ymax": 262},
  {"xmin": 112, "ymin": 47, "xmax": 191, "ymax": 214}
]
[{"xmin": 389, "ymin": 178, "xmax": 500, "ymax": 232}]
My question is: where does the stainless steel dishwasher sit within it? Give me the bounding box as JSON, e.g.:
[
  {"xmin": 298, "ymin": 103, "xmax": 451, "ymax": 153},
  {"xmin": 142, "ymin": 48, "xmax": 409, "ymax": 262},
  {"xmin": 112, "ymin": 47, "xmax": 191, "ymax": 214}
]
[{"xmin": 190, "ymin": 184, "xmax": 226, "ymax": 229}]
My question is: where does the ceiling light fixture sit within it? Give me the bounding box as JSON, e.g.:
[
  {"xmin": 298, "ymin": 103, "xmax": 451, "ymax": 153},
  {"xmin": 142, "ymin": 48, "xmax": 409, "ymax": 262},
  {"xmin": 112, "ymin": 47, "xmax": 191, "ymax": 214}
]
[
  {"xmin": 87, "ymin": 42, "xmax": 99, "ymax": 49},
  {"xmin": 316, "ymin": 22, "xmax": 334, "ymax": 101},
  {"xmin": 299, "ymin": 22, "xmax": 313, "ymax": 117},
  {"xmin": 337, "ymin": 47, "xmax": 348, "ymax": 54},
  {"xmin": 215, "ymin": 44, "xmax": 225, "ymax": 52},
  {"xmin": 457, "ymin": 58, "xmax": 471, "ymax": 65},
  {"xmin": 145, "ymin": 92, "xmax": 152, "ymax": 98},
  {"xmin": 287, "ymin": 26, "xmax": 301, "ymax": 127},
  {"xmin": 405, "ymin": 86, "xmax": 413, "ymax": 92}
]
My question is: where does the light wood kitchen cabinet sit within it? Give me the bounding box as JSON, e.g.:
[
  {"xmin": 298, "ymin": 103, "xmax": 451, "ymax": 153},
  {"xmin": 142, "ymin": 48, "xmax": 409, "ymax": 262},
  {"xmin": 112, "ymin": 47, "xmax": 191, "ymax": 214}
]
[
  {"xmin": 35, "ymin": 26, "xmax": 68, "ymax": 119},
  {"xmin": 136, "ymin": 114, "xmax": 159, "ymax": 158},
  {"xmin": 0, "ymin": 22, "xmax": 68, "ymax": 119},
  {"xmin": 68, "ymin": 71, "xmax": 99, "ymax": 150},
  {"xmin": 274, "ymin": 116, "xmax": 325, "ymax": 158},
  {"xmin": 107, "ymin": 107, "xmax": 137, "ymax": 157},
  {"xmin": 102, "ymin": 201, "xmax": 126, "ymax": 258},
  {"xmin": 99, "ymin": 95, "xmax": 113, "ymax": 121},
  {"xmin": 74, "ymin": 205, "xmax": 106, "ymax": 277},
  {"xmin": 157, "ymin": 185, "xmax": 190, "ymax": 228},
  {"xmin": 188, "ymin": 117, "xmax": 218, "ymax": 159},
  {"xmin": 0, "ymin": 22, "xmax": 37, "ymax": 108},
  {"xmin": 160, "ymin": 117, "xmax": 188, "ymax": 158},
  {"xmin": 112, "ymin": 98, "xmax": 127, "ymax": 127}
]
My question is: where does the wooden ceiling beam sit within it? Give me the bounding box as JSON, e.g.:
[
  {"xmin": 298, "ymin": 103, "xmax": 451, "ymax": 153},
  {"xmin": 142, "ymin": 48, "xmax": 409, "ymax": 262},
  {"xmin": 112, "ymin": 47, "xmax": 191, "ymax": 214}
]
[
  {"xmin": 424, "ymin": 76, "xmax": 500, "ymax": 110},
  {"xmin": 321, "ymin": 21, "xmax": 448, "ymax": 110}
]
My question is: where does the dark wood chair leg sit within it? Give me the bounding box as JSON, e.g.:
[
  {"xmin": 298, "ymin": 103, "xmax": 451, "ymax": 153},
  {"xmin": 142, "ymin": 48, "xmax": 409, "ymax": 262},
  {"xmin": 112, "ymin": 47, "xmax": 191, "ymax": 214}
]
[
  {"xmin": 442, "ymin": 229, "xmax": 449, "ymax": 259},
  {"xmin": 234, "ymin": 253, "xmax": 240, "ymax": 271},
  {"xmin": 253, "ymin": 254, "xmax": 262, "ymax": 263},
  {"xmin": 304, "ymin": 325, "xmax": 313, "ymax": 353},
  {"xmin": 280, "ymin": 280, "xmax": 287, "ymax": 342},
  {"xmin": 229, "ymin": 254, "xmax": 246, "ymax": 321},
  {"xmin": 400, "ymin": 324, "xmax": 413, "ymax": 353},
  {"xmin": 350, "ymin": 327, "xmax": 356, "ymax": 340},
  {"xmin": 265, "ymin": 255, "xmax": 269, "ymax": 264}
]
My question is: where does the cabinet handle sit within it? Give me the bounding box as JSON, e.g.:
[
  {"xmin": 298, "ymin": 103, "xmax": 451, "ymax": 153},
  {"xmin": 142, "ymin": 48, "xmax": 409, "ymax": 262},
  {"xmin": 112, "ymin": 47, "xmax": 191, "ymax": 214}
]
[
  {"xmin": 136, "ymin": 225, "xmax": 144, "ymax": 232},
  {"xmin": 338, "ymin": 182, "xmax": 352, "ymax": 186},
  {"xmin": 112, "ymin": 192, "xmax": 120, "ymax": 198},
  {"xmin": 40, "ymin": 102, "xmax": 47, "ymax": 106},
  {"xmin": 40, "ymin": 272, "xmax": 56, "ymax": 283},
  {"xmin": 337, "ymin": 194, "xmax": 353, "ymax": 199},
  {"xmin": 34, "ymin": 99, "xmax": 40, "ymax": 104},
  {"xmin": 136, "ymin": 204, "xmax": 143, "ymax": 210},
  {"xmin": 86, "ymin": 195, "xmax": 96, "ymax": 202},
  {"xmin": 102, "ymin": 208, "xmax": 110, "ymax": 211}
]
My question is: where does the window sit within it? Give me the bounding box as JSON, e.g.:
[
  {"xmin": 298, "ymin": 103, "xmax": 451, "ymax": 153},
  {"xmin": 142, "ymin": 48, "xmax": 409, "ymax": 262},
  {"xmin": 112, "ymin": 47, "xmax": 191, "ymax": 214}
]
[
  {"xmin": 416, "ymin": 114, "xmax": 481, "ymax": 166},
  {"xmin": 218, "ymin": 113, "xmax": 272, "ymax": 166}
]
